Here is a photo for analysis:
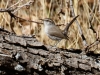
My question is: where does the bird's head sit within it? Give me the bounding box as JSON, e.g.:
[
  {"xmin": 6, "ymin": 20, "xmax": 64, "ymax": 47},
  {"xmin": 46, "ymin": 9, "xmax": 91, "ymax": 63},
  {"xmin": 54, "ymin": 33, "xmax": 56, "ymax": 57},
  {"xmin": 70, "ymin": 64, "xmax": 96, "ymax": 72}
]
[{"xmin": 40, "ymin": 18, "xmax": 55, "ymax": 26}]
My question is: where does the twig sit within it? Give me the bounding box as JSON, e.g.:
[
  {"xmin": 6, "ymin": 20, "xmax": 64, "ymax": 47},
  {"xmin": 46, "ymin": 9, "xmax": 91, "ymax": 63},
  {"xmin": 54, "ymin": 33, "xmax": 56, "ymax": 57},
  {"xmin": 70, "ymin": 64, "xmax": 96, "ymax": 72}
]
[
  {"xmin": 0, "ymin": 8, "xmax": 14, "ymax": 12},
  {"xmin": 69, "ymin": 0, "xmax": 87, "ymax": 46},
  {"xmin": 0, "ymin": 0, "xmax": 41, "ymax": 24},
  {"xmin": 7, "ymin": 11, "xmax": 43, "ymax": 24},
  {"xmin": 85, "ymin": 0, "xmax": 100, "ymax": 52},
  {"xmin": 56, "ymin": 24, "xmax": 65, "ymax": 26},
  {"xmin": 89, "ymin": 0, "xmax": 96, "ymax": 34},
  {"xmin": 13, "ymin": 0, "xmax": 34, "ymax": 13},
  {"xmin": 8, "ymin": 0, "xmax": 23, "ymax": 9},
  {"xmin": 85, "ymin": 39, "xmax": 100, "ymax": 51}
]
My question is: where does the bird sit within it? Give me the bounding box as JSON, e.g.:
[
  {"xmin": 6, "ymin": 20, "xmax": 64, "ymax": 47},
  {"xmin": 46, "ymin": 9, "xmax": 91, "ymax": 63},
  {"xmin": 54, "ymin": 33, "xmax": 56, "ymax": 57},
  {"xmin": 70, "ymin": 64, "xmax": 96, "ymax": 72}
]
[{"xmin": 40, "ymin": 15, "xmax": 79, "ymax": 46}]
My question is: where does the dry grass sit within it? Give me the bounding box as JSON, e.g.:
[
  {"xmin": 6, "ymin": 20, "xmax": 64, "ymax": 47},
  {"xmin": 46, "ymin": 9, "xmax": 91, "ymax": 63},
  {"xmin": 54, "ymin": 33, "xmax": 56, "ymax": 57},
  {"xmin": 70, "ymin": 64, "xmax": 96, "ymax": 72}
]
[{"xmin": 0, "ymin": 0, "xmax": 99, "ymax": 50}]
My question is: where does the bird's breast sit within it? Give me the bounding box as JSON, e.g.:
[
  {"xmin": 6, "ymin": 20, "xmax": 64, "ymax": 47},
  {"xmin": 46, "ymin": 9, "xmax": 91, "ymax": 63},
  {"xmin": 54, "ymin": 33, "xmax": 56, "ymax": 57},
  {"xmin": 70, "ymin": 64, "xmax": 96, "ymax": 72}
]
[{"xmin": 44, "ymin": 25, "xmax": 52, "ymax": 34}]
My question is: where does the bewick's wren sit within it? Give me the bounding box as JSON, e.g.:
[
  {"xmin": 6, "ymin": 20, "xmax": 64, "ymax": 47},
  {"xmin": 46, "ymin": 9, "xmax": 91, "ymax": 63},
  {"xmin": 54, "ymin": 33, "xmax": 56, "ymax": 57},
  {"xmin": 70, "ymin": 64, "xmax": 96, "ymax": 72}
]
[{"xmin": 40, "ymin": 15, "xmax": 79, "ymax": 46}]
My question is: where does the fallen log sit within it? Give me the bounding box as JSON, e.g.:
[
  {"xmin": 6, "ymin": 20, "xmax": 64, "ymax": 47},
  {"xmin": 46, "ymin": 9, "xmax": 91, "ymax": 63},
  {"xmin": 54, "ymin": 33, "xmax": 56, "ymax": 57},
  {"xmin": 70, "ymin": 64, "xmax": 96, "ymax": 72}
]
[{"xmin": 0, "ymin": 28, "xmax": 100, "ymax": 75}]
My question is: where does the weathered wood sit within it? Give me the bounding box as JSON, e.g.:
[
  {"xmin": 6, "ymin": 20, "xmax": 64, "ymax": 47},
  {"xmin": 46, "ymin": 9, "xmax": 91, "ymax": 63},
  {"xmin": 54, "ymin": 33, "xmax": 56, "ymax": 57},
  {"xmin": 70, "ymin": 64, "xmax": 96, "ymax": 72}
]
[{"xmin": 0, "ymin": 28, "xmax": 100, "ymax": 75}]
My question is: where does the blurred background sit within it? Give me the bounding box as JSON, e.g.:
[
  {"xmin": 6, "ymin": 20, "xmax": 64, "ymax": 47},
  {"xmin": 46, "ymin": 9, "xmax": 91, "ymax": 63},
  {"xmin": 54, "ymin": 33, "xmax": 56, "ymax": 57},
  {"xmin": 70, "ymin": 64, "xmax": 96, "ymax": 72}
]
[{"xmin": 0, "ymin": 0, "xmax": 99, "ymax": 51}]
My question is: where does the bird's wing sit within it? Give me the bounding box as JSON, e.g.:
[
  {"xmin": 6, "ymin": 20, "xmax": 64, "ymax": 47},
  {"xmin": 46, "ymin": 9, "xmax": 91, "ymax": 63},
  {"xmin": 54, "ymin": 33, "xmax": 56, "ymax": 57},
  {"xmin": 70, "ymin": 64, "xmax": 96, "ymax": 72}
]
[{"xmin": 48, "ymin": 26, "xmax": 65, "ymax": 39}]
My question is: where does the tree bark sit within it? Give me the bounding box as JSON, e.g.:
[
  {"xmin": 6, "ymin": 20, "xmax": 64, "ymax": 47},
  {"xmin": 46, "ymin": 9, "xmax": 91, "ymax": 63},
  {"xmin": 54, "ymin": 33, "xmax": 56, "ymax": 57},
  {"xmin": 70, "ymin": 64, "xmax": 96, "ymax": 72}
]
[{"xmin": 0, "ymin": 28, "xmax": 100, "ymax": 75}]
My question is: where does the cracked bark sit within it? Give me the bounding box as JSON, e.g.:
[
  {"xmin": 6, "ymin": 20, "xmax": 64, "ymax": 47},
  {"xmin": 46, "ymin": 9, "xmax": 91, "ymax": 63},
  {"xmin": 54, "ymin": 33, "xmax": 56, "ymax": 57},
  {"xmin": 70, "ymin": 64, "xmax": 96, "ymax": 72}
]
[{"xmin": 0, "ymin": 28, "xmax": 100, "ymax": 75}]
